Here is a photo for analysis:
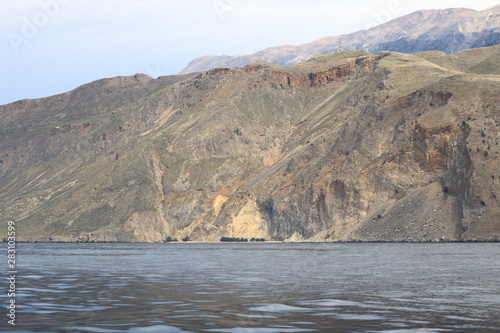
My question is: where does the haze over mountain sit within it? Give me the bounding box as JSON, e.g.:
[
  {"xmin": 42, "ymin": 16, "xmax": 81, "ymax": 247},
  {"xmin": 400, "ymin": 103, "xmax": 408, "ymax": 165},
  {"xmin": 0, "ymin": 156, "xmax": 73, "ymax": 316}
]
[
  {"xmin": 181, "ymin": 5, "xmax": 500, "ymax": 74},
  {"xmin": 1, "ymin": 44, "xmax": 499, "ymax": 242}
]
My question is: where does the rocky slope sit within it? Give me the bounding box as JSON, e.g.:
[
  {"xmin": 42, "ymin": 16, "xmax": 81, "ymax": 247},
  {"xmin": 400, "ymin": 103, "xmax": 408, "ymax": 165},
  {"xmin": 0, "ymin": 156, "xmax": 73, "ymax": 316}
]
[
  {"xmin": 1, "ymin": 45, "xmax": 499, "ymax": 242},
  {"xmin": 181, "ymin": 5, "xmax": 500, "ymax": 74}
]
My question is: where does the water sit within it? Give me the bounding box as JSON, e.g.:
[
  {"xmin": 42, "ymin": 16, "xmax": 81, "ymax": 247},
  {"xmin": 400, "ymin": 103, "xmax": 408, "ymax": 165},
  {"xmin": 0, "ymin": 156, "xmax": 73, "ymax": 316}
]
[{"xmin": 1, "ymin": 242, "xmax": 499, "ymax": 332}]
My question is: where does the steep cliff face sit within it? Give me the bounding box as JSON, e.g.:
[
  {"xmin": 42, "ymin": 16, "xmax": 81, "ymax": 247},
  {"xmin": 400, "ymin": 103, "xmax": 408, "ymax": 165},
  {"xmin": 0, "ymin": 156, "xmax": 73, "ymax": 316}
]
[
  {"xmin": 1, "ymin": 46, "xmax": 499, "ymax": 242},
  {"xmin": 180, "ymin": 6, "xmax": 500, "ymax": 74}
]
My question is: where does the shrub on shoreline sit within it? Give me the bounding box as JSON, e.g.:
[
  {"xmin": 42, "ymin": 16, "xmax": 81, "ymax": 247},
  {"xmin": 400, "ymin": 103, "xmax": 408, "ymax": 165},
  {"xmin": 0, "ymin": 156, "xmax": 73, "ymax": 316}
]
[{"xmin": 220, "ymin": 237, "xmax": 267, "ymax": 242}]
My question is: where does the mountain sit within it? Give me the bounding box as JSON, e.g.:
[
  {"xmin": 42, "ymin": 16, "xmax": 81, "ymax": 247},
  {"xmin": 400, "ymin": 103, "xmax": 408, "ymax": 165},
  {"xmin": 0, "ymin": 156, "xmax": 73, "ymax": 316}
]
[
  {"xmin": 1, "ymin": 45, "xmax": 500, "ymax": 242},
  {"xmin": 180, "ymin": 6, "xmax": 500, "ymax": 74}
]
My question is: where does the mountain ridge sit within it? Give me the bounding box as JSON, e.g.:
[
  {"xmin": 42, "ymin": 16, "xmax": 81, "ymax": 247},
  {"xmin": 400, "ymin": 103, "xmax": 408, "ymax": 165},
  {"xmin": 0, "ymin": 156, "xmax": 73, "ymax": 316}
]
[
  {"xmin": 180, "ymin": 6, "xmax": 500, "ymax": 74},
  {"xmin": 1, "ymin": 45, "xmax": 499, "ymax": 243}
]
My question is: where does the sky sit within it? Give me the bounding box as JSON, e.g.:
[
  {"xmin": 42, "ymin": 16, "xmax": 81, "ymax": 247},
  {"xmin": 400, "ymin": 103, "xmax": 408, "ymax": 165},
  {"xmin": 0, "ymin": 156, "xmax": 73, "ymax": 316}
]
[{"xmin": 1, "ymin": 0, "xmax": 498, "ymax": 105}]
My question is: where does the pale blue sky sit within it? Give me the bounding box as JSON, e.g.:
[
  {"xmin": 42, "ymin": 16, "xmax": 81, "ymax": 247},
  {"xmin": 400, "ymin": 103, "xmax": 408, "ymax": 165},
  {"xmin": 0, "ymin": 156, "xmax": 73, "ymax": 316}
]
[{"xmin": 1, "ymin": 0, "xmax": 498, "ymax": 105}]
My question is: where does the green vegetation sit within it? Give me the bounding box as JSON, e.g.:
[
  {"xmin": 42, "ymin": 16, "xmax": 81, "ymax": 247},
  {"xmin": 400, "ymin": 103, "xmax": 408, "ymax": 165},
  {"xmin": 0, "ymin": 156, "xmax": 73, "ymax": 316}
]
[
  {"xmin": 220, "ymin": 237, "xmax": 267, "ymax": 242},
  {"xmin": 182, "ymin": 236, "xmax": 191, "ymax": 242},
  {"xmin": 164, "ymin": 236, "xmax": 178, "ymax": 242},
  {"xmin": 220, "ymin": 237, "xmax": 248, "ymax": 242},
  {"xmin": 250, "ymin": 238, "xmax": 267, "ymax": 242}
]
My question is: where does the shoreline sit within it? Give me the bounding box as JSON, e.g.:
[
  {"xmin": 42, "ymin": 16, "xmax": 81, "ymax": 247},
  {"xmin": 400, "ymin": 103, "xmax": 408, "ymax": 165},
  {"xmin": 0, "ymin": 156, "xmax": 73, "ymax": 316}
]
[{"xmin": 2, "ymin": 240, "xmax": 499, "ymax": 244}]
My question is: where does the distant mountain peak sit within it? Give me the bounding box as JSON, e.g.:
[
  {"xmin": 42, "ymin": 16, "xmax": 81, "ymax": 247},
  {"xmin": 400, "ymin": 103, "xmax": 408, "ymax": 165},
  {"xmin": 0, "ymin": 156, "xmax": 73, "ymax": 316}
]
[{"xmin": 180, "ymin": 6, "xmax": 500, "ymax": 74}]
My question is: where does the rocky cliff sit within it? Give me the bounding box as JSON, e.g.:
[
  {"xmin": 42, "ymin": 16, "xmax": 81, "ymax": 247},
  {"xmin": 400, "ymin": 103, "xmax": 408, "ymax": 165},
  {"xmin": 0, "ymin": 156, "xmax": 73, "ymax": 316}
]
[
  {"xmin": 1, "ymin": 45, "xmax": 499, "ymax": 242},
  {"xmin": 181, "ymin": 6, "xmax": 500, "ymax": 74}
]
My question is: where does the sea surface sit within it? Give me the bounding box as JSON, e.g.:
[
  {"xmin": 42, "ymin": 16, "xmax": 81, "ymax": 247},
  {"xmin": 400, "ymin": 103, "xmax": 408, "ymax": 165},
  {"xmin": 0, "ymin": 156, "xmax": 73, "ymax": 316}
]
[{"xmin": 1, "ymin": 242, "xmax": 499, "ymax": 332}]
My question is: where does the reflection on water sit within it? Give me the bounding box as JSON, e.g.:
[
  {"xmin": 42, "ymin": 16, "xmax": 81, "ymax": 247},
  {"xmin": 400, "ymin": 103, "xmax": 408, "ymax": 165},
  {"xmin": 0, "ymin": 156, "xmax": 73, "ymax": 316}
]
[{"xmin": 1, "ymin": 243, "xmax": 499, "ymax": 332}]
